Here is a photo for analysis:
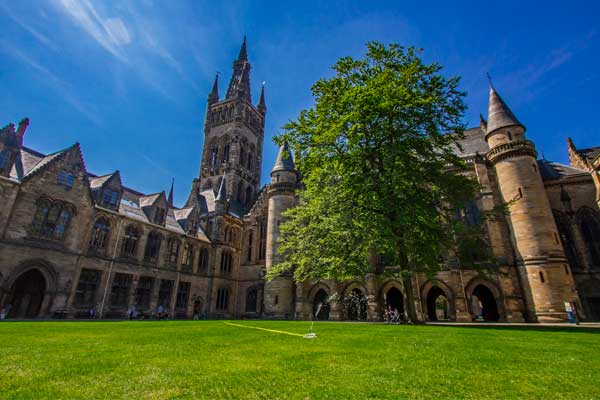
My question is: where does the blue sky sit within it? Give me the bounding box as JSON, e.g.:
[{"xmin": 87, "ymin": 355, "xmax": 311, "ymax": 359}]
[{"xmin": 1, "ymin": 1, "xmax": 598, "ymax": 206}]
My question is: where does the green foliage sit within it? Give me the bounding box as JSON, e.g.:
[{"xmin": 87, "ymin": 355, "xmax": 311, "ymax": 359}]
[
  {"xmin": 270, "ymin": 42, "xmax": 480, "ymax": 282},
  {"xmin": 1, "ymin": 321, "xmax": 599, "ymax": 399}
]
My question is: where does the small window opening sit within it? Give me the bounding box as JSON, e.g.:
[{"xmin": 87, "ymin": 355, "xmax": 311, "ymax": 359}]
[
  {"xmin": 539, "ymin": 271, "xmax": 545, "ymax": 283},
  {"xmin": 507, "ymin": 131, "xmax": 513, "ymax": 141}
]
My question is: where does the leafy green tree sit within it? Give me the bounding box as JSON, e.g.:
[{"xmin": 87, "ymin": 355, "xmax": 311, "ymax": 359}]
[{"xmin": 270, "ymin": 42, "xmax": 482, "ymax": 321}]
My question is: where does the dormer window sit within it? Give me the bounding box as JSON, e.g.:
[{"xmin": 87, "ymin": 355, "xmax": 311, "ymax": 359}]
[
  {"xmin": 102, "ymin": 189, "xmax": 119, "ymax": 208},
  {"xmin": 58, "ymin": 170, "xmax": 75, "ymax": 189},
  {"xmin": 153, "ymin": 208, "xmax": 166, "ymax": 225}
]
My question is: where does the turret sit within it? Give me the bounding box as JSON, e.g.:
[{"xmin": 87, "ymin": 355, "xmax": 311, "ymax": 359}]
[
  {"xmin": 263, "ymin": 142, "xmax": 297, "ymax": 318},
  {"xmin": 208, "ymin": 73, "xmax": 219, "ymax": 105},
  {"xmin": 226, "ymin": 36, "xmax": 251, "ymax": 102},
  {"xmin": 485, "ymin": 85, "xmax": 578, "ymax": 322},
  {"xmin": 257, "ymin": 84, "xmax": 266, "ymax": 115}
]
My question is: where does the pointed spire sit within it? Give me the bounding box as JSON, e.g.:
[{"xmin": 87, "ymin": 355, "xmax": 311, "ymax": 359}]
[
  {"xmin": 168, "ymin": 178, "xmax": 174, "ymax": 207},
  {"xmin": 208, "ymin": 73, "xmax": 219, "ymax": 104},
  {"xmin": 486, "ymin": 85, "xmax": 524, "ymax": 135},
  {"xmin": 257, "ymin": 82, "xmax": 266, "ymax": 113},
  {"xmin": 237, "ymin": 35, "xmax": 247, "ymax": 62},
  {"xmin": 479, "ymin": 113, "xmax": 487, "ymax": 131},
  {"xmin": 216, "ymin": 173, "xmax": 227, "ymax": 201},
  {"xmin": 271, "ymin": 141, "xmax": 295, "ymax": 173},
  {"xmin": 226, "ymin": 38, "xmax": 251, "ymax": 101}
]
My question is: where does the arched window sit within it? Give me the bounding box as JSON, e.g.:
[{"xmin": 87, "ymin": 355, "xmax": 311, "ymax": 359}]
[
  {"xmin": 578, "ymin": 208, "xmax": 600, "ymax": 267},
  {"xmin": 89, "ymin": 217, "xmax": 111, "ymax": 251},
  {"xmin": 247, "ymin": 150, "xmax": 254, "ymax": 171},
  {"xmin": 247, "ymin": 231, "xmax": 253, "ymax": 262},
  {"xmin": 216, "ymin": 287, "xmax": 229, "ymax": 310},
  {"xmin": 237, "ymin": 181, "xmax": 244, "ymax": 203},
  {"xmin": 222, "ymin": 143, "xmax": 230, "ymax": 163},
  {"xmin": 245, "ymin": 186, "xmax": 253, "ymax": 206},
  {"xmin": 554, "ymin": 211, "xmax": 580, "ymax": 270},
  {"xmin": 239, "ymin": 144, "xmax": 246, "ymax": 167},
  {"xmin": 144, "ymin": 231, "xmax": 162, "ymax": 262},
  {"xmin": 121, "ymin": 225, "xmax": 140, "ymax": 256},
  {"xmin": 246, "ymin": 287, "xmax": 258, "ymax": 312},
  {"xmin": 197, "ymin": 247, "xmax": 209, "ymax": 272},
  {"xmin": 30, "ymin": 198, "xmax": 74, "ymax": 240},
  {"xmin": 182, "ymin": 243, "xmax": 194, "ymax": 269},
  {"xmin": 220, "ymin": 251, "xmax": 232, "ymax": 274},
  {"xmin": 166, "ymin": 237, "xmax": 180, "ymax": 265},
  {"xmin": 258, "ymin": 217, "xmax": 267, "ymax": 260}
]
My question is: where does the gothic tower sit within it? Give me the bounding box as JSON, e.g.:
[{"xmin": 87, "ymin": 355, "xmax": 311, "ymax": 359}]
[
  {"xmin": 484, "ymin": 85, "xmax": 578, "ymax": 322},
  {"xmin": 188, "ymin": 37, "xmax": 266, "ymax": 211},
  {"xmin": 264, "ymin": 142, "xmax": 297, "ymax": 318}
]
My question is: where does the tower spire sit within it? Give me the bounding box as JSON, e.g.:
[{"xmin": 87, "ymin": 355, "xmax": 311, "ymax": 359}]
[
  {"xmin": 168, "ymin": 178, "xmax": 174, "ymax": 207},
  {"xmin": 237, "ymin": 35, "xmax": 247, "ymax": 62},
  {"xmin": 257, "ymin": 82, "xmax": 266, "ymax": 114},
  {"xmin": 486, "ymin": 85, "xmax": 524, "ymax": 136},
  {"xmin": 208, "ymin": 73, "xmax": 219, "ymax": 104}
]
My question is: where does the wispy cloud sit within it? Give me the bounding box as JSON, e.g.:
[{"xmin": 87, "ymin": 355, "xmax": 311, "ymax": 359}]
[
  {"xmin": 0, "ymin": 3, "xmax": 58, "ymax": 51},
  {"xmin": 0, "ymin": 40, "xmax": 100, "ymax": 124}
]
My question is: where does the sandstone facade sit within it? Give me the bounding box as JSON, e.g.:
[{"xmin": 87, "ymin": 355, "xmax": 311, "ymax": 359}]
[{"xmin": 1, "ymin": 40, "xmax": 599, "ymax": 322}]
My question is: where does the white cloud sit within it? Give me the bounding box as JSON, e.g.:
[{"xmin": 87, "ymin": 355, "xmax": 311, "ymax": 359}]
[{"xmin": 103, "ymin": 18, "xmax": 131, "ymax": 46}]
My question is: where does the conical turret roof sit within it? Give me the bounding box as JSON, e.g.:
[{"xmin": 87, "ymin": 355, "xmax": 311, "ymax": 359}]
[
  {"xmin": 486, "ymin": 86, "xmax": 524, "ymax": 135},
  {"xmin": 271, "ymin": 141, "xmax": 295, "ymax": 173}
]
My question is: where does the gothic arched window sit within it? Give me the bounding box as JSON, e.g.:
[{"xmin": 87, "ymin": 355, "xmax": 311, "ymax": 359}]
[
  {"xmin": 89, "ymin": 217, "xmax": 111, "ymax": 251},
  {"xmin": 578, "ymin": 208, "xmax": 600, "ymax": 267},
  {"xmin": 166, "ymin": 237, "xmax": 180, "ymax": 265},
  {"xmin": 30, "ymin": 198, "xmax": 74, "ymax": 240},
  {"xmin": 220, "ymin": 251, "xmax": 232, "ymax": 274},
  {"xmin": 121, "ymin": 225, "xmax": 140, "ymax": 257},
  {"xmin": 216, "ymin": 287, "xmax": 229, "ymax": 310},
  {"xmin": 553, "ymin": 210, "xmax": 580, "ymax": 270},
  {"xmin": 245, "ymin": 186, "xmax": 253, "ymax": 206},
  {"xmin": 246, "ymin": 287, "xmax": 258, "ymax": 312},
  {"xmin": 144, "ymin": 231, "xmax": 163, "ymax": 262},
  {"xmin": 197, "ymin": 247, "xmax": 209, "ymax": 272}
]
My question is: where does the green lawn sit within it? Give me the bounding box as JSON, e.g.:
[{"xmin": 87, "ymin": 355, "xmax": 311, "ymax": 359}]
[{"xmin": 0, "ymin": 321, "xmax": 598, "ymax": 399}]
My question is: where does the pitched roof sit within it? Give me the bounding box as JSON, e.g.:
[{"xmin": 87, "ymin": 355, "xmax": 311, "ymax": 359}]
[
  {"xmin": 576, "ymin": 146, "xmax": 600, "ymax": 162},
  {"xmin": 537, "ymin": 159, "xmax": 588, "ymax": 181},
  {"xmin": 451, "ymin": 127, "xmax": 489, "ymax": 157}
]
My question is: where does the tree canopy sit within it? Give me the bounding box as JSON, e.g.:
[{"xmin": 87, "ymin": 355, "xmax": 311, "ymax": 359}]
[{"xmin": 270, "ymin": 42, "xmax": 481, "ymax": 287}]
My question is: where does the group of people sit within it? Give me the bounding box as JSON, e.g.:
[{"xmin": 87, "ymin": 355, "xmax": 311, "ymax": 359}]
[
  {"xmin": 0, "ymin": 304, "xmax": 12, "ymax": 320},
  {"xmin": 383, "ymin": 306, "xmax": 404, "ymax": 324}
]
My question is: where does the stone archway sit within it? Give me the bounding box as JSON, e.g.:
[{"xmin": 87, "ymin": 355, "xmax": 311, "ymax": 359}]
[
  {"xmin": 384, "ymin": 287, "xmax": 404, "ymax": 316},
  {"xmin": 312, "ymin": 289, "xmax": 330, "ymax": 320},
  {"xmin": 7, "ymin": 269, "xmax": 46, "ymax": 318},
  {"xmin": 426, "ymin": 286, "xmax": 450, "ymax": 321},
  {"xmin": 345, "ymin": 288, "xmax": 367, "ymax": 321},
  {"xmin": 471, "ymin": 285, "xmax": 500, "ymax": 322}
]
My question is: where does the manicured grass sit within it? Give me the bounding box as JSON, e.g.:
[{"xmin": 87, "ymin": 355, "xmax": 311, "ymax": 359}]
[{"xmin": 0, "ymin": 321, "xmax": 598, "ymax": 399}]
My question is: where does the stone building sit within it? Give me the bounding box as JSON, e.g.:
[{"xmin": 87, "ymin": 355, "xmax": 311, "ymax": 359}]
[{"xmin": 1, "ymin": 39, "xmax": 599, "ymax": 322}]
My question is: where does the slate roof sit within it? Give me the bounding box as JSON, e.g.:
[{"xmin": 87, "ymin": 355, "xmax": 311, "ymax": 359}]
[
  {"xmin": 451, "ymin": 127, "xmax": 489, "ymax": 157},
  {"xmin": 577, "ymin": 146, "xmax": 600, "ymax": 162},
  {"xmin": 537, "ymin": 159, "xmax": 588, "ymax": 181},
  {"xmin": 89, "ymin": 173, "xmax": 114, "ymax": 189}
]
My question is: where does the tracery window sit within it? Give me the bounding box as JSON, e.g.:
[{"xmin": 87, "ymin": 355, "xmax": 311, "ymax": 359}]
[
  {"xmin": 102, "ymin": 189, "xmax": 119, "ymax": 209},
  {"xmin": 222, "ymin": 143, "xmax": 230, "ymax": 163},
  {"xmin": 157, "ymin": 279, "xmax": 173, "ymax": 308},
  {"xmin": 198, "ymin": 247, "xmax": 209, "ymax": 272},
  {"xmin": 144, "ymin": 231, "xmax": 162, "ymax": 262},
  {"xmin": 109, "ymin": 273, "xmax": 132, "ymax": 308},
  {"xmin": 135, "ymin": 276, "xmax": 154, "ymax": 310},
  {"xmin": 166, "ymin": 238, "xmax": 180, "ymax": 265},
  {"xmin": 220, "ymin": 251, "xmax": 233, "ymax": 274},
  {"xmin": 89, "ymin": 217, "xmax": 111, "ymax": 251},
  {"xmin": 245, "ymin": 287, "xmax": 257, "ymax": 313},
  {"xmin": 182, "ymin": 243, "xmax": 194, "ymax": 269},
  {"xmin": 121, "ymin": 225, "xmax": 140, "ymax": 257},
  {"xmin": 30, "ymin": 198, "xmax": 74, "ymax": 240},
  {"xmin": 216, "ymin": 287, "xmax": 229, "ymax": 310},
  {"xmin": 74, "ymin": 269, "xmax": 102, "ymax": 307},
  {"xmin": 175, "ymin": 281, "xmax": 191, "ymax": 311}
]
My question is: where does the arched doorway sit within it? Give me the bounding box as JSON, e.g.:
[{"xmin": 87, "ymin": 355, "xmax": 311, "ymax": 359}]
[
  {"xmin": 345, "ymin": 288, "xmax": 367, "ymax": 321},
  {"xmin": 385, "ymin": 287, "xmax": 404, "ymax": 316},
  {"xmin": 426, "ymin": 286, "xmax": 450, "ymax": 321},
  {"xmin": 471, "ymin": 285, "xmax": 499, "ymax": 322},
  {"xmin": 312, "ymin": 289, "xmax": 330, "ymax": 320},
  {"xmin": 8, "ymin": 269, "xmax": 46, "ymax": 318}
]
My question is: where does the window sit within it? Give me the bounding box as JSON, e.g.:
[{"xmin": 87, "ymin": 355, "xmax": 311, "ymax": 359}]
[
  {"xmin": 245, "ymin": 186, "xmax": 253, "ymax": 206},
  {"xmin": 237, "ymin": 181, "xmax": 244, "ymax": 203},
  {"xmin": 74, "ymin": 269, "xmax": 102, "ymax": 307},
  {"xmin": 456, "ymin": 201, "xmax": 480, "ymax": 225},
  {"xmin": 247, "ymin": 151, "xmax": 254, "ymax": 171},
  {"xmin": 144, "ymin": 231, "xmax": 162, "ymax": 262},
  {"xmin": 216, "ymin": 287, "xmax": 229, "ymax": 310},
  {"xmin": 89, "ymin": 218, "xmax": 110, "ymax": 251},
  {"xmin": 110, "ymin": 273, "xmax": 132, "ymax": 308},
  {"xmin": 153, "ymin": 208, "xmax": 166, "ymax": 225},
  {"xmin": 0, "ymin": 150, "xmax": 10, "ymax": 172},
  {"xmin": 30, "ymin": 198, "xmax": 74, "ymax": 240},
  {"xmin": 240, "ymin": 145, "xmax": 246, "ymax": 167},
  {"xmin": 182, "ymin": 243, "xmax": 194, "ymax": 269},
  {"xmin": 507, "ymin": 131, "xmax": 513, "ymax": 141},
  {"xmin": 175, "ymin": 282, "xmax": 191, "ymax": 310},
  {"xmin": 246, "ymin": 287, "xmax": 257, "ymax": 312},
  {"xmin": 539, "ymin": 271, "xmax": 545, "ymax": 283},
  {"xmin": 121, "ymin": 225, "xmax": 140, "ymax": 257},
  {"xmin": 222, "ymin": 144, "xmax": 230, "ymax": 163},
  {"xmin": 135, "ymin": 277, "xmax": 154, "ymax": 310},
  {"xmin": 258, "ymin": 218, "xmax": 267, "ymax": 260},
  {"xmin": 187, "ymin": 220, "xmax": 198, "ymax": 236},
  {"xmin": 247, "ymin": 231, "xmax": 253, "ymax": 262},
  {"xmin": 198, "ymin": 247, "xmax": 209, "ymax": 272},
  {"xmin": 102, "ymin": 190, "xmax": 119, "ymax": 208},
  {"xmin": 579, "ymin": 209, "xmax": 600, "ymax": 266},
  {"xmin": 57, "ymin": 170, "xmax": 75, "ymax": 188},
  {"xmin": 157, "ymin": 279, "xmax": 173, "ymax": 308},
  {"xmin": 220, "ymin": 251, "xmax": 232, "ymax": 274},
  {"xmin": 166, "ymin": 238, "xmax": 180, "ymax": 264}
]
